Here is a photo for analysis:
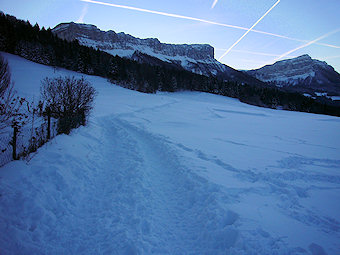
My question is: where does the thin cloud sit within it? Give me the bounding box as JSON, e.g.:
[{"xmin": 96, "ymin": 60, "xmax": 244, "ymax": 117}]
[
  {"xmin": 237, "ymin": 58, "xmax": 270, "ymax": 64},
  {"xmin": 211, "ymin": 0, "xmax": 219, "ymax": 9},
  {"xmin": 323, "ymin": 55, "xmax": 340, "ymax": 60},
  {"xmin": 218, "ymin": 0, "xmax": 281, "ymax": 61},
  {"xmin": 215, "ymin": 48, "xmax": 297, "ymax": 58},
  {"xmin": 274, "ymin": 28, "xmax": 340, "ymax": 61},
  {"xmin": 77, "ymin": 4, "xmax": 89, "ymax": 23},
  {"xmin": 80, "ymin": 0, "xmax": 340, "ymax": 49}
]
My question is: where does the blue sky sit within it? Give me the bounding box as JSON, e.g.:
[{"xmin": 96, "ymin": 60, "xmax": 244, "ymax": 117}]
[{"xmin": 1, "ymin": 0, "xmax": 340, "ymax": 72}]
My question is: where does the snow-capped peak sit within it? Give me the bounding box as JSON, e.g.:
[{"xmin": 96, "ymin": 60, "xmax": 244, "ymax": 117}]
[{"xmin": 245, "ymin": 54, "xmax": 340, "ymax": 94}]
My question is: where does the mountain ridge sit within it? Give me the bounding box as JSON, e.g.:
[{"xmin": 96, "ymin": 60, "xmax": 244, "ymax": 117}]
[
  {"xmin": 246, "ymin": 54, "xmax": 340, "ymax": 95},
  {"xmin": 53, "ymin": 22, "xmax": 215, "ymax": 61}
]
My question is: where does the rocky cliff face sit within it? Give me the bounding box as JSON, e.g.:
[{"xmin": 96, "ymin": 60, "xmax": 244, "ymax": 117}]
[
  {"xmin": 246, "ymin": 55, "xmax": 340, "ymax": 94},
  {"xmin": 52, "ymin": 22, "xmax": 214, "ymax": 61},
  {"xmin": 52, "ymin": 22, "xmax": 263, "ymax": 86}
]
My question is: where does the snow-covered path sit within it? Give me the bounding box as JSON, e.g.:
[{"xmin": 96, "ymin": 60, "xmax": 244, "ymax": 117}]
[
  {"xmin": 0, "ymin": 114, "xmax": 238, "ymax": 254},
  {"xmin": 1, "ymin": 53, "xmax": 340, "ymax": 254},
  {"xmin": 113, "ymin": 118, "xmax": 240, "ymax": 254}
]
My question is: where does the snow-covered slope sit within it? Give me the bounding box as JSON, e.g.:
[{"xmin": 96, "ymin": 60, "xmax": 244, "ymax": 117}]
[
  {"xmin": 1, "ymin": 53, "xmax": 340, "ymax": 254},
  {"xmin": 52, "ymin": 22, "xmax": 262, "ymax": 85},
  {"xmin": 246, "ymin": 55, "xmax": 340, "ymax": 94}
]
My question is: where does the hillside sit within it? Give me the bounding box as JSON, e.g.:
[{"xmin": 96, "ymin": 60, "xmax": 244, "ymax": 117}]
[{"xmin": 1, "ymin": 53, "xmax": 340, "ymax": 254}]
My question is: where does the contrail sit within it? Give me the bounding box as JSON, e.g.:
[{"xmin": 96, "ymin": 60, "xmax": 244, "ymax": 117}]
[
  {"xmin": 323, "ymin": 54, "xmax": 340, "ymax": 60},
  {"xmin": 77, "ymin": 4, "xmax": 89, "ymax": 23},
  {"xmin": 274, "ymin": 28, "xmax": 340, "ymax": 61},
  {"xmin": 249, "ymin": 31, "xmax": 340, "ymax": 49},
  {"xmin": 215, "ymin": 48, "xmax": 297, "ymax": 58},
  {"xmin": 80, "ymin": 0, "xmax": 248, "ymax": 31},
  {"xmin": 237, "ymin": 58, "xmax": 270, "ymax": 64},
  {"xmin": 211, "ymin": 0, "xmax": 219, "ymax": 9},
  {"xmin": 80, "ymin": 0, "xmax": 340, "ymax": 49},
  {"xmin": 218, "ymin": 0, "xmax": 280, "ymax": 61}
]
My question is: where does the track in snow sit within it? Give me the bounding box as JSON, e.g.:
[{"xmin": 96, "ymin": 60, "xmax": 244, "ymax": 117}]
[{"xmin": 98, "ymin": 117, "xmax": 239, "ymax": 254}]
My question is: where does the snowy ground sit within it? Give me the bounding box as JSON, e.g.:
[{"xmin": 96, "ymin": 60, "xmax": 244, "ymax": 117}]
[{"xmin": 1, "ymin": 53, "xmax": 340, "ymax": 254}]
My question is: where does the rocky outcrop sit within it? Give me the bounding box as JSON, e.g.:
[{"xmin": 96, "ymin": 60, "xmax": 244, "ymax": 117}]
[
  {"xmin": 52, "ymin": 22, "xmax": 214, "ymax": 61},
  {"xmin": 246, "ymin": 55, "xmax": 340, "ymax": 94}
]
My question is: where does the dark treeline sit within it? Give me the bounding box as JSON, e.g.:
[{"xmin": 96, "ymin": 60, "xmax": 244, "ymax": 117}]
[{"xmin": 1, "ymin": 12, "xmax": 339, "ymax": 117}]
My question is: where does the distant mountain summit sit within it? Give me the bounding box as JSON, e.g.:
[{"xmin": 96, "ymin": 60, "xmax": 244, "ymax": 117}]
[
  {"xmin": 52, "ymin": 22, "xmax": 263, "ymax": 86},
  {"xmin": 246, "ymin": 55, "xmax": 340, "ymax": 95}
]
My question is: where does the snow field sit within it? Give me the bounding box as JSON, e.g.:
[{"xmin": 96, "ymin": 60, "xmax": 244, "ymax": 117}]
[{"xmin": 1, "ymin": 53, "xmax": 340, "ymax": 254}]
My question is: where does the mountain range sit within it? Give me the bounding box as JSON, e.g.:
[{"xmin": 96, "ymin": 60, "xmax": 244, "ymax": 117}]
[
  {"xmin": 52, "ymin": 22, "xmax": 264, "ymax": 86},
  {"xmin": 52, "ymin": 22, "xmax": 340, "ymax": 96}
]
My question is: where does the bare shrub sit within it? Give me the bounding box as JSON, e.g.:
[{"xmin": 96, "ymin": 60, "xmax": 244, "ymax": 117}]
[{"xmin": 40, "ymin": 76, "xmax": 96, "ymax": 134}]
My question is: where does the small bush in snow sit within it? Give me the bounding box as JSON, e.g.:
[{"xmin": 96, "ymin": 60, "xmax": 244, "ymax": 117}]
[{"xmin": 40, "ymin": 76, "xmax": 96, "ymax": 134}]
